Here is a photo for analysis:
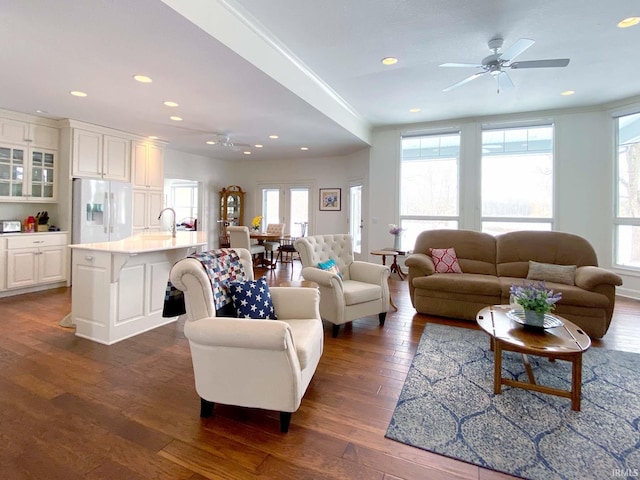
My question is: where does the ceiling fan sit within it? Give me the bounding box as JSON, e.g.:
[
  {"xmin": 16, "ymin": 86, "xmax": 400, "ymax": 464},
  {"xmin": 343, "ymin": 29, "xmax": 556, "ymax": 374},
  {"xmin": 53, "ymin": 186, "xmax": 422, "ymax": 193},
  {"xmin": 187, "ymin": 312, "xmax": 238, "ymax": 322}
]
[
  {"xmin": 440, "ymin": 36, "xmax": 570, "ymax": 93},
  {"xmin": 206, "ymin": 133, "xmax": 251, "ymax": 150}
]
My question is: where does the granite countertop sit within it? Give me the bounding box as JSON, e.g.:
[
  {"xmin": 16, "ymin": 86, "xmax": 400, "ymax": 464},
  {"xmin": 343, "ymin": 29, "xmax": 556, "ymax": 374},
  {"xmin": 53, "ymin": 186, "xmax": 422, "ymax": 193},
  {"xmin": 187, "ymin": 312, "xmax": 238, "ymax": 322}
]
[{"xmin": 68, "ymin": 231, "xmax": 207, "ymax": 253}]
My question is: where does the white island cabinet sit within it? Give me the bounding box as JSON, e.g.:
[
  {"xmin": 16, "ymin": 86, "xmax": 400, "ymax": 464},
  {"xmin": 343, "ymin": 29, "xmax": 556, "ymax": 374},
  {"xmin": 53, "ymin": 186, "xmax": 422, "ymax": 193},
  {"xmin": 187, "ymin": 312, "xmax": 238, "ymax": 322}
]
[{"xmin": 68, "ymin": 231, "xmax": 207, "ymax": 345}]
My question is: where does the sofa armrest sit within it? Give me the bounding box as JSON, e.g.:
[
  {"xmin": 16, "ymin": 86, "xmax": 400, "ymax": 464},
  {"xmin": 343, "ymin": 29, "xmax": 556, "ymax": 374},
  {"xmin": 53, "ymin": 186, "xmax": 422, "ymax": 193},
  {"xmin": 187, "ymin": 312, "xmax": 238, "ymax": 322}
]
[
  {"xmin": 574, "ymin": 266, "xmax": 623, "ymax": 291},
  {"xmin": 300, "ymin": 266, "xmax": 343, "ymax": 288},
  {"xmin": 349, "ymin": 260, "xmax": 390, "ymax": 285},
  {"xmin": 270, "ymin": 287, "xmax": 321, "ymax": 320},
  {"xmin": 405, "ymin": 253, "xmax": 435, "ymax": 276},
  {"xmin": 185, "ymin": 317, "xmax": 293, "ymax": 350}
]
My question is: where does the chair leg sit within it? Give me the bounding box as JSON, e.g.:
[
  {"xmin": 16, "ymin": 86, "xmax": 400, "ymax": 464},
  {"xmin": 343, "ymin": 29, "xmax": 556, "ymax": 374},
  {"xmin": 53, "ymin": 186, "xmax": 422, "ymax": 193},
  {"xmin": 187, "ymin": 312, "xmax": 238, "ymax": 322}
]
[
  {"xmin": 200, "ymin": 398, "xmax": 214, "ymax": 418},
  {"xmin": 280, "ymin": 412, "xmax": 292, "ymax": 433},
  {"xmin": 378, "ymin": 312, "xmax": 387, "ymax": 326},
  {"xmin": 332, "ymin": 324, "xmax": 340, "ymax": 338}
]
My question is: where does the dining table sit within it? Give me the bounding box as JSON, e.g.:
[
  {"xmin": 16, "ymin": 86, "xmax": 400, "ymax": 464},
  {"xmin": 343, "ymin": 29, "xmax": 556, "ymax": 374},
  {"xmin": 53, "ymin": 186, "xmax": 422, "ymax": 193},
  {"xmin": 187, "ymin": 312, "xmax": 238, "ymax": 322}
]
[{"xmin": 250, "ymin": 232, "xmax": 290, "ymax": 268}]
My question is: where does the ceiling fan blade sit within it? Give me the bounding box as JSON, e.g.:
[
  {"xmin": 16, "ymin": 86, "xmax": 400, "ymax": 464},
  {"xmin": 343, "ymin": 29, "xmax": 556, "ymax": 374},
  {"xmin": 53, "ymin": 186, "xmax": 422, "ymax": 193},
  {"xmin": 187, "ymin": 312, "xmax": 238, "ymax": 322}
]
[
  {"xmin": 497, "ymin": 71, "xmax": 514, "ymax": 91},
  {"xmin": 510, "ymin": 59, "xmax": 570, "ymax": 69},
  {"xmin": 440, "ymin": 62, "xmax": 483, "ymax": 68},
  {"xmin": 442, "ymin": 72, "xmax": 486, "ymax": 92},
  {"xmin": 499, "ymin": 38, "xmax": 535, "ymax": 62}
]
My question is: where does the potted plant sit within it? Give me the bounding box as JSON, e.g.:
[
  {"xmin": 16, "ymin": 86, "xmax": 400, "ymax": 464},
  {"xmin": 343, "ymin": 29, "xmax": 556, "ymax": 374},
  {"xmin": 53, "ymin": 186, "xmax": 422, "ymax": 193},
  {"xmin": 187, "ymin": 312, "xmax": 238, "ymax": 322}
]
[{"xmin": 509, "ymin": 281, "xmax": 562, "ymax": 327}]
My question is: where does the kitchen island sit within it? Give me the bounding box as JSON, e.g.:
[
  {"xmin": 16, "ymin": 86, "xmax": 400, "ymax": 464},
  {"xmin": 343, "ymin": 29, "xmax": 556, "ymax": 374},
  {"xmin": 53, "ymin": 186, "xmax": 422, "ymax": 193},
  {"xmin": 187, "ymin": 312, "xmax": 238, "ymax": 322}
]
[{"xmin": 67, "ymin": 231, "xmax": 207, "ymax": 345}]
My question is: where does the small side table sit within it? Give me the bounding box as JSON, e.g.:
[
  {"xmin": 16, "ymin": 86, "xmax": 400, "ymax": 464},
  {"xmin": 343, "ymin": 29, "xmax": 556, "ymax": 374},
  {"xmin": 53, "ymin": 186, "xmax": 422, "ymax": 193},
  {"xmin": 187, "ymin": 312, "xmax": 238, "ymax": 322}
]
[{"xmin": 371, "ymin": 249, "xmax": 406, "ymax": 280}]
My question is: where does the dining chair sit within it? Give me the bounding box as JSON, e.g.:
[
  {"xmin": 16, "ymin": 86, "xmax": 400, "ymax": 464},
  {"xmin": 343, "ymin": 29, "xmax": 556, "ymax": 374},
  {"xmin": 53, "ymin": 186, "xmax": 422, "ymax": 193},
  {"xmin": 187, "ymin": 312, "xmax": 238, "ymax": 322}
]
[
  {"xmin": 263, "ymin": 223, "xmax": 286, "ymax": 265},
  {"xmin": 227, "ymin": 226, "xmax": 265, "ymax": 266}
]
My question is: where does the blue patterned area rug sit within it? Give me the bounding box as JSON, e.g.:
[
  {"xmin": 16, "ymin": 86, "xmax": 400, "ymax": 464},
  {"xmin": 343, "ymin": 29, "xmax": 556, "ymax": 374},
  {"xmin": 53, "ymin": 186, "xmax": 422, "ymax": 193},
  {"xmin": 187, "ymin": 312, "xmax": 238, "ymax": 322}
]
[{"xmin": 385, "ymin": 323, "xmax": 640, "ymax": 480}]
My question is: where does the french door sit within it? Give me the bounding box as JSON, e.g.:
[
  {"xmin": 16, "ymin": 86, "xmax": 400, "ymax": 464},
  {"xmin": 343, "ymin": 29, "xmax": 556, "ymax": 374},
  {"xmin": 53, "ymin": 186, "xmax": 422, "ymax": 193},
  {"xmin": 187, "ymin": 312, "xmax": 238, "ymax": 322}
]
[
  {"xmin": 259, "ymin": 183, "xmax": 312, "ymax": 237},
  {"xmin": 349, "ymin": 182, "xmax": 363, "ymax": 259}
]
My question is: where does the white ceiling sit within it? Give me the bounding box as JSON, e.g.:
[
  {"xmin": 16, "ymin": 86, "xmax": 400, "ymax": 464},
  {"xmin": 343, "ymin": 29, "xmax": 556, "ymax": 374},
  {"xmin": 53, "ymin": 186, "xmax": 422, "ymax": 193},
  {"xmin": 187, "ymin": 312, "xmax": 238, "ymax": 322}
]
[{"xmin": 1, "ymin": 0, "xmax": 639, "ymax": 161}]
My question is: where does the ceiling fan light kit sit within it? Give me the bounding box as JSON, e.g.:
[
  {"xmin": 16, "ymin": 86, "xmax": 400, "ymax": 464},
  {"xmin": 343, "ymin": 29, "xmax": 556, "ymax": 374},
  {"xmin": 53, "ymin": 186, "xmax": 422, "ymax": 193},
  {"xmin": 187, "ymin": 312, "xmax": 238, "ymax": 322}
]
[{"xmin": 441, "ymin": 36, "xmax": 570, "ymax": 93}]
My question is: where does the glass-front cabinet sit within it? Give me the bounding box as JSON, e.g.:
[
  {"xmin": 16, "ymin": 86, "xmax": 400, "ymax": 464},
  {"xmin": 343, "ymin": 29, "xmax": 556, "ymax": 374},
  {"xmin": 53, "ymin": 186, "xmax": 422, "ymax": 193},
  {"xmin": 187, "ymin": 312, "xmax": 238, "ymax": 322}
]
[
  {"xmin": 219, "ymin": 185, "xmax": 245, "ymax": 233},
  {"xmin": 0, "ymin": 144, "xmax": 56, "ymax": 201}
]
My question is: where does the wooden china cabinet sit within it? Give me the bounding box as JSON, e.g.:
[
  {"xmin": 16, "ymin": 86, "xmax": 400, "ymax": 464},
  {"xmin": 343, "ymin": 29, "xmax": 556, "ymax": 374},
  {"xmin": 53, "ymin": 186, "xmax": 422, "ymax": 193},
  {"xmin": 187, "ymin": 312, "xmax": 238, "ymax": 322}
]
[{"xmin": 219, "ymin": 185, "xmax": 245, "ymax": 247}]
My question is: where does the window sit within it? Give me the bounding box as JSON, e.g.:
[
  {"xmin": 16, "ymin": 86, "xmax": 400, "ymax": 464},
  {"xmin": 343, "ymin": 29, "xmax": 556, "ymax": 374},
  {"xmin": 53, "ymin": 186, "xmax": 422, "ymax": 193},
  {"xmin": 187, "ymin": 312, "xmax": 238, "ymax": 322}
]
[
  {"xmin": 615, "ymin": 111, "xmax": 640, "ymax": 268},
  {"xmin": 481, "ymin": 124, "xmax": 554, "ymax": 235},
  {"xmin": 400, "ymin": 132, "xmax": 460, "ymax": 250},
  {"xmin": 165, "ymin": 179, "xmax": 198, "ymax": 230}
]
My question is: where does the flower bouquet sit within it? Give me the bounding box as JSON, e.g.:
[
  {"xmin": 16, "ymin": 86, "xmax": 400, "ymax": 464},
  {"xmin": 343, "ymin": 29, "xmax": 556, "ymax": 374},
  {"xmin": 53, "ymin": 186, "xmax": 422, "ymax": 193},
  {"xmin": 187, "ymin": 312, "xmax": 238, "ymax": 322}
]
[
  {"xmin": 509, "ymin": 281, "xmax": 562, "ymax": 327},
  {"xmin": 251, "ymin": 215, "xmax": 262, "ymax": 231},
  {"xmin": 389, "ymin": 224, "xmax": 404, "ymax": 250}
]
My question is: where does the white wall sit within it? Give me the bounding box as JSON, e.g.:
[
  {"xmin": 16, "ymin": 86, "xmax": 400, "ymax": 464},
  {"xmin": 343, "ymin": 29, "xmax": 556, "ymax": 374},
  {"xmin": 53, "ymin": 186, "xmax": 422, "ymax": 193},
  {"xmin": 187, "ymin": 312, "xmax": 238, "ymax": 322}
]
[
  {"xmin": 221, "ymin": 152, "xmax": 369, "ymax": 236},
  {"xmin": 368, "ymin": 105, "xmax": 640, "ymax": 299}
]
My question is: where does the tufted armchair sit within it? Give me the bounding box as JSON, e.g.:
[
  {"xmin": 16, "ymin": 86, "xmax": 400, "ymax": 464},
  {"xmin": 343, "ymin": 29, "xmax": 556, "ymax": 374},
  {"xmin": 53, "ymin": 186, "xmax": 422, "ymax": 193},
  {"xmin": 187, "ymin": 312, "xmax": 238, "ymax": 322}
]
[
  {"xmin": 294, "ymin": 234, "xmax": 390, "ymax": 337},
  {"xmin": 169, "ymin": 248, "xmax": 324, "ymax": 432}
]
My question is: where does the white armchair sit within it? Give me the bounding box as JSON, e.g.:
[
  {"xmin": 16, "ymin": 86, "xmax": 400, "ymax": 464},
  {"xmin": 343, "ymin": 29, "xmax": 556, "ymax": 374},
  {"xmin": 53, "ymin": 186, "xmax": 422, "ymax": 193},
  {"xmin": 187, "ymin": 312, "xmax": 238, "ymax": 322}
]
[
  {"xmin": 169, "ymin": 248, "xmax": 323, "ymax": 432},
  {"xmin": 294, "ymin": 234, "xmax": 390, "ymax": 337}
]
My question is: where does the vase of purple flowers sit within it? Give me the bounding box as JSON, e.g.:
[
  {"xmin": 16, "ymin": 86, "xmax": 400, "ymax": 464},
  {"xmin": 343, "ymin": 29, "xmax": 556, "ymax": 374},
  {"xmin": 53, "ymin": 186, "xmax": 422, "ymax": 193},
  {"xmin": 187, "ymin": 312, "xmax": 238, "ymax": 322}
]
[
  {"xmin": 389, "ymin": 224, "xmax": 404, "ymax": 251},
  {"xmin": 509, "ymin": 281, "xmax": 562, "ymax": 328}
]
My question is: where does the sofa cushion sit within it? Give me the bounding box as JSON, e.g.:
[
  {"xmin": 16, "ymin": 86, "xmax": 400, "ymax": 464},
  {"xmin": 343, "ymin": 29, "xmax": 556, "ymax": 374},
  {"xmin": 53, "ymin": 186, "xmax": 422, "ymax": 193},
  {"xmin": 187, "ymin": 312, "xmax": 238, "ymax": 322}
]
[
  {"xmin": 430, "ymin": 247, "xmax": 463, "ymax": 273},
  {"xmin": 229, "ymin": 277, "xmax": 277, "ymax": 319},
  {"xmin": 526, "ymin": 260, "xmax": 576, "ymax": 285},
  {"xmin": 343, "ymin": 280, "xmax": 382, "ymax": 305},
  {"xmin": 413, "ymin": 272, "xmax": 502, "ymax": 296},
  {"xmin": 499, "ymin": 277, "xmax": 609, "ymax": 308},
  {"xmin": 414, "ymin": 229, "xmax": 497, "ymax": 275}
]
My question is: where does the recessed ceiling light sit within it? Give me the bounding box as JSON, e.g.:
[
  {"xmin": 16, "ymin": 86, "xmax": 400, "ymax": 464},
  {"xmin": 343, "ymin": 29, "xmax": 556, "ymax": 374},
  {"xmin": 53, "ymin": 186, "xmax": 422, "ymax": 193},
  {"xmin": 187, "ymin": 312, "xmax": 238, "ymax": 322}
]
[
  {"xmin": 381, "ymin": 57, "xmax": 398, "ymax": 65},
  {"xmin": 35, "ymin": 109, "xmax": 48, "ymax": 114},
  {"xmin": 148, "ymin": 135, "xmax": 159, "ymax": 139},
  {"xmin": 163, "ymin": 101, "xmax": 179, "ymax": 107},
  {"xmin": 618, "ymin": 17, "xmax": 640, "ymax": 28},
  {"xmin": 561, "ymin": 90, "xmax": 575, "ymax": 96},
  {"xmin": 70, "ymin": 90, "xmax": 87, "ymax": 97},
  {"xmin": 169, "ymin": 116, "xmax": 183, "ymax": 121},
  {"xmin": 133, "ymin": 74, "xmax": 153, "ymax": 83},
  {"xmin": 254, "ymin": 144, "xmax": 263, "ymax": 148},
  {"xmin": 206, "ymin": 140, "xmax": 216, "ymax": 145},
  {"xmin": 243, "ymin": 151, "xmax": 251, "ymax": 155},
  {"xmin": 300, "ymin": 147, "xmax": 309, "ymax": 151},
  {"xmin": 409, "ymin": 107, "xmax": 421, "ymax": 113},
  {"xmin": 269, "ymin": 135, "xmax": 279, "ymax": 139}
]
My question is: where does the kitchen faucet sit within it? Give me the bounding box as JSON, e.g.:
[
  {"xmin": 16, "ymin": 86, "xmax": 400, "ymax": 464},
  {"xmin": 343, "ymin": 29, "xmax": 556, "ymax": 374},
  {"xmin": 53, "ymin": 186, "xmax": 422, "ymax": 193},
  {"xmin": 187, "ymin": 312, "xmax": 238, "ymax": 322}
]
[{"xmin": 158, "ymin": 208, "xmax": 177, "ymax": 238}]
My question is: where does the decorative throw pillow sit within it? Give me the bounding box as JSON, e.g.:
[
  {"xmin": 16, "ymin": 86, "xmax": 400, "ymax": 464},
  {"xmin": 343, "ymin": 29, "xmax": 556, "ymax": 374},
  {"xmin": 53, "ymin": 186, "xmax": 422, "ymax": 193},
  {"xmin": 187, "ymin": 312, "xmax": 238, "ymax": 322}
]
[
  {"xmin": 229, "ymin": 276, "xmax": 277, "ymax": 319},
  {"xmin": 429, "ymin": 247, "xmax": 463, "ymax": 273},
  {"xmin": 318, "ymin": 258, "xmax": 342, "ymax": 278},
  {"xmin": 527, "ymin": 261, "xmax": 576, "ymax": 286}
]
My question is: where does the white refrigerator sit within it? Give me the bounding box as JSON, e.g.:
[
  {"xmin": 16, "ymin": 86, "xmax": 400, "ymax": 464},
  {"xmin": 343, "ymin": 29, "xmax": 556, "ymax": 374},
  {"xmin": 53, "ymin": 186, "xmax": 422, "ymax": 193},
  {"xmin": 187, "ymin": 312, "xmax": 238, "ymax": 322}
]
[{"xmin": 72, "ymin": 178, "xmax": 133, "ymax": 244}]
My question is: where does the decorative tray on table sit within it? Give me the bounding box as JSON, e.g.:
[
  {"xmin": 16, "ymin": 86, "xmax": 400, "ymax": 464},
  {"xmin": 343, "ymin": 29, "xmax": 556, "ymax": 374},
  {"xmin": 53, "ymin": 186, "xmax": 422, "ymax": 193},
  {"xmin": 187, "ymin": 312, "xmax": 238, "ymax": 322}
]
[{"xmin": 506, "ymin": 309, "xmax": 564, "ymax": 329}]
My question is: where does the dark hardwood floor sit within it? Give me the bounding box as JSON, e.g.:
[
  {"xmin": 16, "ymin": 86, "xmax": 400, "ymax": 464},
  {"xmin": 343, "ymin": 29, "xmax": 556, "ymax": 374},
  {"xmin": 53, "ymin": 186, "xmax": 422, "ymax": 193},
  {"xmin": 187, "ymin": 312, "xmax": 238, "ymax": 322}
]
[{"xmin": 1, "ymin": 261, "xmax": 638, "ymax": 479}]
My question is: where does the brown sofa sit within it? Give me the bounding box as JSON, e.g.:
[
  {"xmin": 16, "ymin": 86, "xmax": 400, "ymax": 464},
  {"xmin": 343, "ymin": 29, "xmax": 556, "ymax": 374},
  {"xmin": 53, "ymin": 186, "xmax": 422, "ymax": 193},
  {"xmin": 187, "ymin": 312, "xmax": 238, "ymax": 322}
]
[{"xmin": 405, "ymin": 229, "xmax": 623, "ymax": 339}]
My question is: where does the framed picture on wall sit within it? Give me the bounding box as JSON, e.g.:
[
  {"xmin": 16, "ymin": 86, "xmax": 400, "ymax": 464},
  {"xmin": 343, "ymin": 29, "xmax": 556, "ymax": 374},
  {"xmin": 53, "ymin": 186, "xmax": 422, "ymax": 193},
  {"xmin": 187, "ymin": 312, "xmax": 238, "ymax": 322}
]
[{"xmin": 319, "ymin": 188, "xmax": 341, "ymax": 211}]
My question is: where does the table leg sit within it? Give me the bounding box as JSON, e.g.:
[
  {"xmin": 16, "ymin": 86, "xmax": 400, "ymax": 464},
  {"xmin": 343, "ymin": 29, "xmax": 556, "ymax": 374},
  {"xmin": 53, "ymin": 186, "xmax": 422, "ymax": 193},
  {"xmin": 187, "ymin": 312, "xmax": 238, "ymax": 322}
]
[
  {"xmin": 494, "ymin": 340, "xmax": 503, "ymax": 394},
  {"xmin": 522, "ymin": 354, "xmax": 537, "ymax": 385},
  {"xmin": 571, "ymin": 353, "xmax": 582, "ymax": 411}
]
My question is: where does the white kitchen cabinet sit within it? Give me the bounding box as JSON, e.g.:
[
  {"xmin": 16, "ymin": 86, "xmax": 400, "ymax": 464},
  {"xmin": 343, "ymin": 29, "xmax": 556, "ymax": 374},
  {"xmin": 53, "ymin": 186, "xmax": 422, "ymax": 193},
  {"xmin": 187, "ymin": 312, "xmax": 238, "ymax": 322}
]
[
  {"xmin": 132, "ymin": 141, "xmax": 163, "ymax": 189},
  {"xmin": 132, "ymin": 188, "xmax": 163, "ymax": 234},
  {"xmin": 0, "ymin": 143, "xmax": 57, "ymax": 202},
  {"xmin": 0, "ymin": 118, "xmax": 58, "ymax": 149},
  {"xmin": 72, "ymin": 128, "xmax": 130, "ymax": 181},
  {"xmin": 0, "ymin": 117, "xmax": 59, "ymax": 202},
  {"xmin": 6, "ymin": 233, "xmax": 68, "ymax": 289},
  {"xmin": 69, "ymin": 232, "xmax": 206, "ymax": 344}
]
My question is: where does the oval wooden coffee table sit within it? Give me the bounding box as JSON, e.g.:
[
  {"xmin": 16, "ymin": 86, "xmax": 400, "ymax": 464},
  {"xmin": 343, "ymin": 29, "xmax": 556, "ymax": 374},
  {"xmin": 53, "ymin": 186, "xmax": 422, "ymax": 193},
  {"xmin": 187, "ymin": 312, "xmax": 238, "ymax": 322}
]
[{"xmin": 476, "ymin": 305, "xmax": 591, "ymax": 411}]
